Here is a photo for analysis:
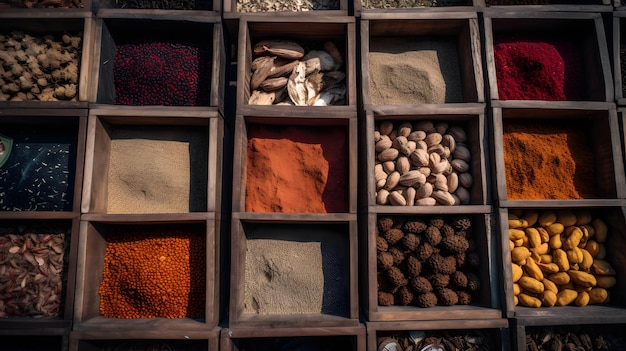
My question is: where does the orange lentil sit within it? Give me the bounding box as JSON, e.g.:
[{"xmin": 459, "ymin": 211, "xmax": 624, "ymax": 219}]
[{"xmin": 98, "ymin": 226, "xmax": 205, "ymax": 319}]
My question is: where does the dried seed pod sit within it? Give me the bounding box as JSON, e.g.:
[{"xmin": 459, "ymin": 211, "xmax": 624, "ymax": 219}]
[
  {"xmin": 398, "ymin": 122, "xmax": 412, "ymax": 137},
  {"xmin": 455, "ymin": 186, "xmax": 471, "ymax": 204},
  {"xmin": 396, "ymin": 156, "xmax": 410, "ymax": 175},
  {"xmin": 375, "ymin": 135, "xmax": 392, "ymax": 152},
  {"xmin": 254, "ymin": 40, "xmax": 305, "ymax": 59},
  {"xmin": 287, "ymin": 62, "xmax": 307, "ymax": 106},
  {"xmin": 451, "ymin": 159, "xmax": 470, "ymax": 173},
  {"xmin": 410, "ymin": 149, "xmax": 429, "ymax": 167},
  {"xmin": 415, "ymin": 182, "xmax": 433, "ymax": 199},
  {"xmin": 404, "ymin": 187, "xmax": 416, "ymax": 206},
  {"xmin": 382, "ymin": 161, "xmax": 395, "ymax": 174},
  {"xmin": 389, "ymin": 190, "xmax": 407, "ymax": 206},
  {"xmin": 251, "ymin": 55, "xmax": 274, "ymax": 72},
  {"xmin": 384, "ymin": 171, "xmax": 401, "ymax": 190},
  {"xmin": 447, "ymin": 172, "xmax": 459, "ymax": 193},
  {"xmin": 248, "ymin": 89, "xmax": 276, "ymax": 105},
  {"xmin": 425, "ymin": 132, "xmax": 442, "ymax": 146},
  {"xmin": 459, "ymin": 172, "xmax": 473, "ymax": 188},
  {"xmin": 250, "ymin": 56, "xmax": 276, "ymax": 90},
  {"xmin": 399, "ymin": 171, "xmax": 426, "ymax": 187},
  {"xmin": 416, "ymin": 197, "xmax": 437, "ymax": 206},
  {"xmin": 454, "ymin": 144, "xmax": 471, "ymax": 163},
  {"xmin": 442, "ymin": 134, "xmax": 456, "ymax": 153},
  {"xmin": 268, "ymin": 58, "xmax": 299, "ymax": 78},
  {"xmin": 392, "ymin": 136, "xmax": 411, "ymax": 156},
  {"xmin": 447, "ymin": 126, "xmax": 467, "ymax": 142},
  {"xmin": 260, "ymin": 76, "xmax": 288, "ymax": 91},
  {"xmin": 378, "ymin": 148, "xmax": 399, "ymax": 162},
  {"xmin": 432, "ymin": 190, "xmax": 455, "ymax": 206},
  {"xmin": 408, "ymin": 130, "xmax": 426, "ymax": 142}
]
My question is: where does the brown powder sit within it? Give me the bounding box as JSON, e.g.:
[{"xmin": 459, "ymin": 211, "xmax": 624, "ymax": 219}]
[
  {"xmin": 502, "ymin": 120, "xmax": 597, "ymax": 200},
  {"xmin": 368, "ymin": 37, "xmax": 463, "ymax": 105},
  {"xmin": 245, "ymin": 124, "xmax": 348, "ymax": 213}
]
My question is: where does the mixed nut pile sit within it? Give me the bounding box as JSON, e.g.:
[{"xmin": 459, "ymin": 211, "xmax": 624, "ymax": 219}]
[
  {"xmin": 374, "ymin": 120, "xmax": 473, "ymax": 206},
  {"xmin": 0, "ymin": 31, "xmax": 82, "ymax": 102},
  {"xmin": 0, "ymin": 224, "xmax": 67, "ymax": 318},
  {"xmin": 377, "ymin": 216, "xmax": 482, "ymax": 307},
  {"xmin": 378, "ymin": 330, "xmax": 493, "ymax": 351},
  {"xmin": 362, "ymin": 0, "xmax": 470, "ymax": 8},
  {"xmin": 526, "ymin": 326, "xmax": 626, "ymax": 351},
  {"xmin": 248, "ymin": 39, "xmax": 346, "ymax": 106},
  {"xmin": 509, "ymin": 209, "xmax": 617, "ymax": 307}
]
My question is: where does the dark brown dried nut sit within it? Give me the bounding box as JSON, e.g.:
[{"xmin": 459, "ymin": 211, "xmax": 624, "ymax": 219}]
[
  {"xmin": 379, "ymin": 120, "xmax": 394, "ymax": 136},
  {"xmin": 398, "ymin": 122, "xmax": 412, "ymax": 138},
  {"xmin": 425, "ymin": 132, "xmax": 442, "ymax": 147},
  {"xmin": 451, "ymin": 159, "xmax": 469, "ymax": 173},
  {"xmin": 447, "ymin": 126, "xmax": 467, "ymax": 142},
  {"xmin": 453, "ymin": 144, "xmax": 471, "ymax": 162},
  {"xmin": 414, "ymin": 120, "xmax": 435, "ymax": 133},
  {"xmin": 250, "ymin": 56, "xmax": 276, "ymax": 90}
]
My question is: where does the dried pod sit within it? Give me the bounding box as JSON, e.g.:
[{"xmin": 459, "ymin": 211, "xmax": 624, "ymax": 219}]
[
  {"xmin": 250, "ymin": 56, "xmax": 276, "ymax": 90},
  {"xmin": 425, "ymin": 132, "xmax": 443, "ymax": 147},
  {"xmin": 268, "ymin": 58, "xmax": 300, "ymax": 78},
  {"xmin": 404, "ymin": 187, "xmax": 416, "ymax": 206},
  {"xmin": 260, "ymin": 76, "xmax": 288, "ymax": 91},
  {"xmin": 441, "ymin": 134, "xmax": 456, "ymax": 153},
  {"xmin": 382, "ymin": 161, "xmax": 395, "ymax": 174},
  {"xmin": 451, "ymin": 159, "xmax": 470, "ymax": 173},
  {"xmin": 248, "ymin": 89, "xmax": 276, "ymax": 105},
  {"xmin": 376, "ymin": 189, "xmax": 390, "ymax": 205},
  {"xmin": 406, "ymin": 141, "xmax": 417, "ymax": 155},
  {"xmin": 384, "ymin": 171, "xmax": 401, "ymax": 190},
  {"xmin": 379, "ymin": 121, "xmax": 394, "ymax": 136},
  {"xmin": 447, "ymin": 173, "xmax": 459, "ymax": 193},
  {"xmin": 429, "ymin": 153, "xmax": 441, "ymax": 168},
  {"xmin": 414, "ymin": 120, "xmax": 435, "ymax": 133},
  {"xmin": 432, "ymin": 173, "xmax": 448, "ymax": 192},
  {"xmin": 378, "ymin": 148, "xmax": 399, "ymax": 162},
  {"xmin": 447, "ymin": 126, "xmax": 467, "ymax": 142},
  {"xmin": 375, "ymin": 135, "xmax": 392, "ymax": 153},
  {"xmin": 408, "ymin": 130, "xmax": 426, "ymax": 142},
  {"xmin": 432, "ymin": 159, "xmax": 451, "ymax": 174},
  {"xmin": 396, "ymin": 156, "xmax": 410, "ymax": 175},
  {"xmin": 388, "ymin": 190, "xmax": 407, "ymax": 206},
  {"xmin": 399, "ymin": 171, "xmax": 426, "ymax": 187},
  {"xmin": 251, "ymin": 55, "xmax": 274, "ymax": 71},
  {"xmin": 455, "ymin": 186, "xmax": 471, "ymax": 204},
  {"xmin": 459, "ymin": 172, "xmax": 473, "ymax": 188},
  {"xmin": 416, "ymin": 167, "xmax": 431, "ymax": 177},
  {"xmin": 287, "ymin": 62, "xmax": 308, "ymax": 106},
  {"xmin": 254, "ymin": 40, "xmax": 305, "ymax": 59},
  {"xmin": 410, "ymin": 149, "xmax": 429, "ymax": 167},
  {"xmin": 415, "ymin": 182, "xmax": 433, "ymax": 199},
  {"xmin": 432, "ymin": 190, "xmax": 455, "ymax": 206},
  {"xmin": 453, "ymin": 144, "xmax": 471, "ymax": 163}
]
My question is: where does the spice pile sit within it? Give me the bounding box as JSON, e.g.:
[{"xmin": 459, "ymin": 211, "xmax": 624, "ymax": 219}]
[
  {"xmin": 114, "ymin": 41, "xmax": 211, "ymax": 106},
  {"xmin": 374, "ymin": 120, "xmax": 473, "ymax": 206},
  {"xmin": 362, "ymin": 0, "xmax": 470, "ymax": 8},
  {"xmin": 245, "ymin": 124, "xmax": 348, "ymax": 213},
  {"xmin": 526, "ymin": 326, "xmax": 626, "ymax": 350},
  {"xmin": 368, "ymin": 37, "xmax": 463, "ymax": 104},
  {"xmin": 99, "ymin": 226, "xmax": 205, "ymax": 319},
  {"xmin": 248, "ymin": 39, "xmax": 346, "ymax": 106},
  {"xmin": 0, "ymin": 0, "xmax": 82, "ymax": 7},
  {"xmin": 0, "ymin": 224, "xmax": 68, "ymax": 318},
  {"xmin": 0, "ymin": 130, "xmax": 75, "ymax": 211},
  {"xmin": 377, "ymin": 216, "xmax": 482, "ymax": 307},
  {"xmin": 377, "ymin": 330, "xmax": 494, "ymax": 351},
  {"xmin": 508, "ymin": 209, "xmax": 617, "ymax": 308},
  {"xmin": 237, "ymin": 0, "xmax": 338, "ymax": 11},
  {"xmin": 112, "ymin": 0, "xmax": 210, "ymax": 9},
  {"xmin": 494, "ymin": 37, "xmax": 585, "ymax": 101},
  {"xmin": 502, "ymin": 119, "xmax": 597, "ymax": 200},
  {"xmin": 0, "ymin": 31, "xmax": 82, "ymax": 102}
]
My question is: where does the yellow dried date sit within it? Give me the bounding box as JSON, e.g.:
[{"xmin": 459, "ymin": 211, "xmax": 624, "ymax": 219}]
[
  {"xmin": 575, "ymin": 291, "xmax": 590, "ymax": 307},
  {"xmin": 563, "ymin": 226, "xmax": 583, "ymax": 250},
  {"xmin": 519, "ymin": 293, "xmax": 542, "ymax": 308},
  {"xmin": 588, "ymin": 288, "xmax": 609, "ymax": 304},
  {"xmin": 509, "ymin": 228, "xmax": 526, "ymax": 241},
  {"xmin": 556, "ymin": 289, "xmax": 578, "ymax": 306},
  {"xmin": 512, "ymin": 247, "xmax": 531, "ymax": 263},
  {"xmin": 518, "ymin": 276, "xmax": 544, "ymax": 294},
  {"xmin": 567, "ymin": 271, "xmax": 597, "ymax": 288},
  {"xmin": 553, "ymin": 249, "xmax": 569, "ymax": 271},
  {"xmin": 523, "ymin": 258, "xmax": 543, "ymax": 281},
  {"xmin": 525, "ymin": 228, "xmax": 542, "ymax": 248},
  {"xmin": 596, "ymin": 276, "xmax": 616, "ymax": 289},
  {"xmin": 512, "ymin": 263, "xmax": 523, "ymax": 283},
  {"xmin": 547, "ymin": 272, "xmax": 570, "ymax": 285},
  {"xmin": 542, "ymin": 278, "xmax": 558, "ymax": 294},
  {"xmin": 538, "ymin": 211, "xmax": 557, "ymax": 227},
  {"xmin": 546, "ymin": 223, "xmax": 565, "ymax": 236},
  {"xmin": 541, "ymin": 290, "xmax": 557, "ymax": 307},
  {"xmin": 592, "ymin": 260, "xmax": 616, "ymax": 276}
]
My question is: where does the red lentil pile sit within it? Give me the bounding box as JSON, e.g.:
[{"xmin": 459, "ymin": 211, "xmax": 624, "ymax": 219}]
[
  {"xmin": 99, "ymin": 226, "xmax": 205, "ymax": 319},
  {"xmin": 114, "ymin": 42, "xmax": 211, "ymax": 106}
]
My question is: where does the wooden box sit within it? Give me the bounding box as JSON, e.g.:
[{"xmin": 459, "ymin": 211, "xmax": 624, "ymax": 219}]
[
  {"xmin": 69, "ymin": 327, "xmax": 220, "ymax": 351},
  {"xmin": 0, "ymin": 16, "xmax": 95, "ymax": 108},
  {"xmin": 90, "ymin": 17, "xmax": 224, "ymax": 111},
  {"xmin": 0, "ymin": 110, "xmax": 87, "ymax": 213},
  {"xmin": 0, "ymin": 334, "xmax": 67, "ymax": 351},
  {"xmin": 355, "ymin": 1, "xmax": 477, "ymax": 16},
  {"xmin": 483, "ymin": 12, "xmax": 613, "ymax": 104},
  {"xmin": 0, "ymin": 217, "xmax": 80, "ymax": 332},
  {"xmin": 512, "ymin": 322, "xmax": 626, "ymax": 350},
  {"xmin": 497, "ymin": 207, "xmax": 626, "ymax": 322},
  {"xmin": 220, "ymin": 326, "xmax": 365, "ymax": 351},
  {"xmin": 236, "ymin": 18, "xmax": 357, "ymax": 115},
  {"xmin": 73, "ymin": 218, "xmax": 221, "ymax": 331},
  {"xmin": 362, "ymin": 212, "xmax": 503, "ymax": 322},
  {"xmin": 231, "ymin": 115, "xmax": 357, "ymax": 214},
  {"xmin": 223, "ymin": 0, "xmax": 347, "ymax": 17},
  {"xmin": 93, "ymin": 0, "xmax": 220, "ymax": 15},
  {"xmin": 366, "ymin": 320, "xmax": 510, "ymax": 351},
  {"xmin": 615, "ymin": 13, "xmax": 626, "ymax": 106},
  {"xmin": 229, "ymin": 217, "xmax": 359, "ymax": 327},
  {"xmin": 0, "ymin": 0, "xmax": 92, "ymax": 13},
  {"xmin": 81, "ymin": 108, "xmax": 223, "ymax": 215},
  {"xmin": 363, "ymin": 107, "xmax": 489, "ymax": 210},
  {"xmin": 490, "ymin": 107, "xmax": 626, "ymax": 206},
  {"xmin": 360, "ymin": 15, "xmax": 484, "ymax": 110}
]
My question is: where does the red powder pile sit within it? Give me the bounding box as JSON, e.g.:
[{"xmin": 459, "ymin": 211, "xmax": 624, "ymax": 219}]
[
  {"xmin": 245, "ymin": 125, "xmax": 348, "ymax": 213},
  {"xmin": 494, "ymin": 38, "xmax": 584, "ymax": 100}
]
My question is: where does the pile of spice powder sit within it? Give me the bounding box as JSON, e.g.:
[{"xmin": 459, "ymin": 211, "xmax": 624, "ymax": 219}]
[
  {"xmin": 245, "ymin": 124, "xmax": 348, "ymax": 213},
  {"xmin": 494, "ymin": 37, "xmax": 585, "ymax": 101},
  {"xmin": 99, "ymin": 227, "xmax": 205, "ymax": 319},
  {"xmin": 502, "ymin": 119, "xmax": 597, "ymax": 200},
  {"xmin": 114, "ymin": 41, "xmax": 211, "ymax": 106}
]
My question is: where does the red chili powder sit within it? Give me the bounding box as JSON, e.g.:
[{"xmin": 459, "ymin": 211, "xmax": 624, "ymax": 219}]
[
  {"xmin": 494, "ymin": 37, "xmax": 584, "ymax": 101},
  {"xmin": 502, "ymin": 120, "xmax": 597, "ymax": 200},
  {"xmin": 245, "ymin": 124, "xmax": 348, "ymax": 213}
]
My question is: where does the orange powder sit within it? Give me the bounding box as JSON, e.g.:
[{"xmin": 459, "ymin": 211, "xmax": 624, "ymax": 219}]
[
  {"xmin": 245, "ymin": 124, "xmax": 348, "ymax": 213},
  {"xmin": 502, "ymin": 120, "xmax": 597, "ymax": 200},
  {"xmin": 99, "ymin": 227, "xmax": 205, "ymax": 319}
]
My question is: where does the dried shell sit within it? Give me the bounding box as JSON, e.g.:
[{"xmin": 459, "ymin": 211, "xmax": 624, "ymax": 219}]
[
  {"xmin": 408, "ymin": 130, "xmax": 426, "ymax": 142},
  {"xmin": 453, "ymin": 144, "xmax": 471, "ymax": 163},
  {"xmin": 448, "ymin": 126, "xmax": 467, "ymax": 142},
  {"xmin": 435, "ymin": 122, "xmax": 449, "ymax": 135},
  {"xmin": 425, "ymin": 132, "xmax": 442, "ymax": 147},
  {"xmin": 260, "ymin": 77, "xmax": 288, "ymax": 91},
  {"xmin": 442, "ymin": 134, "xmax": 456, "ymax": 153},
  {"xmin": 392, "ymin": 136, "xmax": 411, "ymax": 156},
  {"xmin": 287, "ymin": 62, "xmax": 308, "ymax": 106},
  {"xmin": 378, "ymin": 148, "xmax": 399, "ymax": 162},
  {"xmin": 432, "ymin": 173, "xmax": 448, "ymax": 192},
  {"xmin": 251, "ymin": 55, "xmax": 275, "ymax": 72},
  {"xmin": 414, "ymin": 120, "xmax": 435, "ymax": 133},
  {"xmin": 455, "ymin": 186, "xmax": 471, "ymax": 204},
  {"xmin": 415, "ymin": 182, "xmax": 433, "ymax": 199},
  {"xmin": 375, "ymin": 164, "xmax": 387, "ymax": 182},
  {"xmin": 429, "ymin": 153, "xmax": 441, "ymax": 168},
  {"xmin": 427, "ymin": 144, "xmax": 445, "ymax": 156},
  {"xmin": 410, "ymin": 149, "xmax": 429, "ymax": 167},
  {"xmin": 389, "ymin": 191, "xmax": 407, "ymax": 206},
  {"xmin": 396, "ymin": 156, "xmax": 410, "ymax": 175},
  {"xmin": 377, "ymin": 189, "xmax": 390, "ymax": 205},
  {"xmin": 416, "ymin": 167, "xmax": 431, "ymax": 177},
  {"xmin": 302, "ymin": 50, "xmax": 335, "ymax": 74},
  {"xmin": 375, "ymin": 135, "xmax": 393, "ymax": 152},
  {"xmin": 399, "ymin": 171, "xmax": 426, "ymax": 187},
  {"xmin": 398, "ymin": 122, "xmax": 412, "ymax": 138},
  {"xmin": 379, "ymin": 121, "xmax": 394, "ymax": 136},
  {"xmin": 250, "ymin": 56, "xmax": 275, "ymax": 90},
  {"xmin": 404, "ymin": 187, "xmax": 416, "ymax": 206},
  {"xmin": 254, "ymin": 40, "xmax": 305, "ymax": 60},
  {"xmin": 432, "ymin": 190, "xmax": 455, "ymax": 206},
  {"xmin": 451, "ymin": 159, "xmax": 470, "ymax": 173},
  {"xmin": 384, "ymin": 171, "xmax": 401, "ymax": 190},
  {"xmin": 305, "ymin": 71, "xmax": 324, "ymax": 105},
  {"xmin": 432, "ymin": 159, "xmax": 451, "ymax": 174},
  {"xmin": 416, "ymin": 197, "xmax": 437, "ymax": 206},
  {"xmin": 459, "ymin": 172, "xmax": 473, "ymax": 188}
]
